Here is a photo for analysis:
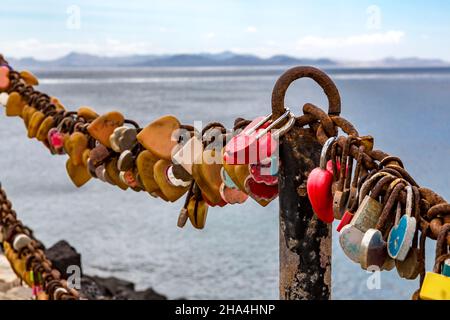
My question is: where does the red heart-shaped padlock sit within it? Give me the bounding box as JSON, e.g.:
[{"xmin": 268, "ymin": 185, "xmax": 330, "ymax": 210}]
[
  {"xmin": 249, "ymin": 162, "xmax": 278, "ymax": 185},
  {"xmin": 306, "ymin": 137, "xmax": 338, "ymax": 224},
  {"xmin": 224, "ymin": 116, "xmax": 276, "ymax": 165},
  {"xmin": 307, "ymin": 167, "xmax": 334, "ymax": 223},
  {"xmin": 245, "ymin": 176, "xmax": 279, "ymax": 202}
]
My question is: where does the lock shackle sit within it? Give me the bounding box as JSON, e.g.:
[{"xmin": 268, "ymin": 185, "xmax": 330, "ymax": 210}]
[
  {"xmin": 358, "ymin": 172, "xmax": 390, "ymax": 205},
  {"xmin": 405, "ymin": 186, "xmax": 414, "ymax": 218},
  {"xmin": 254, "ymin": 109, "xmax": 295, "ymax": 140},
  {"xmin": 271, "ymin": 66, "xmax": 341, "ymax": 121},
  {"xmin": 436, "ymin": 223, "xmax": 450, "ymax": 259},
  {"xmin": 319, "ymin": 137, "xmax": 336, "ymax": 170}
]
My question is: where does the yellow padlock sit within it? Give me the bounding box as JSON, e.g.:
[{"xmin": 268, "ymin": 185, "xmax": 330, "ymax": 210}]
[{"xmin": 419, "ymin": 272, "xmax": 450, "ymax": 300}]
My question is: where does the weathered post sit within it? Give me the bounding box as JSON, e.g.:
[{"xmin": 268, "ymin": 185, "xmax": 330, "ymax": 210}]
[{"xmin": 271, "ymin": 67, "xmax": 341, "ymax": 300}]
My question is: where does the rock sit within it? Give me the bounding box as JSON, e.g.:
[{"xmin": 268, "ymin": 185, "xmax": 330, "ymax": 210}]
[
  {"xmin": 45, "ymin": 240, "xmax": 82, "ymax": 279},
  {"xmin": 79, "ymin": 276, "xmax": 106, "ymax": 300},
  {"xmin": 80, "ymin": 275, "xmax": 167, "ymax": 300}
]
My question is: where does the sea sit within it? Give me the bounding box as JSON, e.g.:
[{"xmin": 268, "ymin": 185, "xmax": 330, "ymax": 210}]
[{"xmin": 1, "ymin": 66, "xmax": 449, "ymax": 300}]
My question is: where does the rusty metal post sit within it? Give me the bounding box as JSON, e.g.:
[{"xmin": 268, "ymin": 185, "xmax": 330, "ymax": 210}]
[
  {"xmin": 278, "ymin": 127, "xmax": 331, "ymax": 300},
  {"xmin": 272, "ymin": 67, "xmax": 341, "ymax": 300}
]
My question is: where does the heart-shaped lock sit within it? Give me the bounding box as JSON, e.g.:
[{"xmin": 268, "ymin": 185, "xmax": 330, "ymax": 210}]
[
  {"xmin": 220, "ymin": 167, "xmax": 238, "ymax": 189},
  {"xmin": 153, "ymin": 159, "xmax": 189, "ymax": 202},
  {"xmin": 77, "ymin": 106, "xmax": 99, "ymax": 121},
  {"xmin": 339, "ymin": 224, "xmax": 365, "ymax": 263},
  {"xmin": 66, "ymin": 159, "xmax": 91, "ymax": 187},
  {"xmin": 22, "ymin": 105, "xmax": 37, "ymax": 127},
  {"xmin": 5, "ymin": 92, "xmax": 25, "ymax": 117},
  {"xmin": 117, "ymin": 150, "xmax": 135, "ymax": 171},
  {"xmin": 19, "ymin": 70, "xmax": 39, "ymax": 86},
  {"xmin": 0, "ymin": 66, "xmax": 10, "ymax": 91},
  {"xmin": 47, "ymin": 128, "xmax": 66, "ymax": 154},
  {"xmin": 172, "ymin": 135, "xmax": 203, "ymax": 175},
  {"xmin": 249, "ymin": 160, "xmax": 278, "ymax": 185},
  {"xmin": 224, "ymin": 110, "xmax": 294, "ymax": 165},
  {"xmin": 137, "ymin": 115, "xmax": 181, "ymax": 160},
  {"xmin": 387, "ymin": 186, "xmax": 416, "ymax": 261},
  {"xmin": 87, "ymin": 111, "xmax": 125, "ymax": 148},
  {"xmin": 359, "ymin": 229, "xmax": 388, "ymax": 270},
  {"xmin": 27, "ymin": 111, "xmax": 46, "ymax": 139},
  {"xmin": 187, "ymin": 196, "xmax": 208, "ymax": 229},
  {"xmin": 192, "ymin": 148, "xmax": 223, "ymax": 205},
  {"xmin": 67, "ymin": 132, "xmax": 89, "ymax": 166},
  {"xmin": 244, "ymin": 176, "xmax": 278, "ymax": 205},
  {"xmin": 219, "ymin": 183, "xmax": 248, "ymax": 204},
  {"xmin": 136, "ymin": 150, "xmax": 160, "ymax": 193},
  {"xmin": 105, "ymin": 158, "xmax": 129, "ymax": 190},
  {"xmin": 36, "ymin": 116, "xmax": 55, "ymax": 142},
  {"xmin": 307, "ymin": 137, "xmax": 337, "ymax": 223}
]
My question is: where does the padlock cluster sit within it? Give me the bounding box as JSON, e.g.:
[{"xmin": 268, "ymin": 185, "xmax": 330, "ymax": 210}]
[
  {"xmin": 0, "ymin": 184, "xmax": 79, "ymax": 300},
  {"xmin": 0, "ymin": 55, "xmax": 298, "ymax": 230},
  {"xmin": 306, "ymin": 135, "xmax": 449, "ymax": 300}
]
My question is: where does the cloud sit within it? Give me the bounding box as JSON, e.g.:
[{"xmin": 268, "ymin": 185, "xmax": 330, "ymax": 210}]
[
  {"xmin": 246, "ymin": 26, "xmax": 257, "ymax": 33},
  {"xmin": 1, "ymin": 38, "xmax": 163, "ymax": 60},
  {"xmin": 297, "ymin": 30, "xmax": 405, "ymax": 49}
]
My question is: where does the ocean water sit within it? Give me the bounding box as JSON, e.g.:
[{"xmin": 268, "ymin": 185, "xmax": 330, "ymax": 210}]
[{"xmin": 1, "ymin": 66, "xmax": 449, "ymax": 300}]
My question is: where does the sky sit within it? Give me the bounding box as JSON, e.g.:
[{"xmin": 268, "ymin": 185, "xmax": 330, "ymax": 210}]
[{"xmin": 1, "ymin": 0, "xmax": 450, "ymax": 61}]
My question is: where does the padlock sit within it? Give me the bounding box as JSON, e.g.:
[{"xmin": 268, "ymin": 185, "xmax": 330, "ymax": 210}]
[
  {"xmin": 87, "ymin": 111, "xmax": 125, "ymax": 148},
  {"xmin": 105, "ymin": 158, "xmax": 129, "ymax": 190},
  {"xmin": 396, "ymin": 186, "xmax": 421, "ymax": 279},
  {"xmin": 153, "ymin": 159, "xmax": 189, "ymax": 202},
  {"xmin": 333, "ymin": 136, "xmax": 355, "ymax": 220},
  {"xmin": 21, "ymin": 104, "xmax": 36, "ymax": 126},
  {"xmin": 224, "ymin": 109, "xmax": 294, "ymax": 165},
  {"xmin": 77, "ymin": 106, "xmax": 99, "ymax": 121},
  {"xmin": 12, "ymin": 233, "xmax": 32, "ymax": 251},
  {"xmin": 191, "ymin": 148, "xmax": 223, "ymax": 206},
  {"xmin": 36, "ymin": 115, "xmax": 55, "ymax": 142},
  {"xmin": 337, "ymin": 146, "xmax": 366, "ymax": 232},
  {"xmin": 67, "ymin": 132, "xmax": 89, "ymax": 166},
  {"xmin": 351, "ymin": 172, "xmax": 393, "ymax": 233},
  {"xmin": 359, "ymin": 175, "xmax": 398, "ymax": 270},
  {"xmin": 137, "ymin": 115, "xmax": 181, "ymax": 160},
  {"xmin": 66, "ymin": 159, "xmax": 91, "ymax": 187},
  {"xmin": 307, "ymin": 137, "xmax": 337, "ymax": 223},
  {"xmin": 27, "ymin": 110, "xmax": 46, "ymax": 139},
  {"xmin": 5, "ymin": 92, "xmax": 25, "ymax": 117},
  {"xmin": 419, "ymin": 225, "xmax": 450, "ymax": 300},
  {"xmin": 249, "ymin": 160, "xmax": 278, "ymax": 186},
  {"xmin": 136, "ymin": 150, "xmax": 160, "ymax": 193},
  {"xmin": 340, "ymin": 172, "xmax": 396, "ymax": 264},
  {"xmin": 109, "ymin": 126, "xmax": 138, "ymax": 153},
  {"xmin": 219, "ymin": 183, "xmax": 248, "ymax": 204},
  {"xmin": 20, "ymin": 70, "xmax": 39, "ymax": 86},
  {"xmin": 117, "ymin": 150, "xmax": 135, "ymax": 171},
  {"xmin": 186, "ymin": 185, "xmax": 209, "ymax": 229},
  {"xmin": 387, "ymin": 185, "xmax": 417, "ymax": 261},
  {"xmin": 172, "ymin": 135, "xmax": 203, "ymax": 175},
  {"xmin": 244, "ymin": 175, "xmax": 278, "ymax": 203}
]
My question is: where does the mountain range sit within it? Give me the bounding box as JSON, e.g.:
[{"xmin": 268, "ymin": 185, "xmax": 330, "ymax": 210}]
[{"xmin": 6, "ymin": 52, "xmax": 450, "ymax": 69}]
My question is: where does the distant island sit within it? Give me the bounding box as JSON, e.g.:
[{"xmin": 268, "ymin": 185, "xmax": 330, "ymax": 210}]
[{"xmin": 7, "ymin": 51, "xmax": 450, "ymax": 69}]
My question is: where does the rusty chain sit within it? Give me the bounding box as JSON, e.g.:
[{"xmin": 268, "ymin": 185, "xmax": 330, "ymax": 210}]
[{"xmin": 0, "ymin": 184, "xmax": 79, "ymax": 300}]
